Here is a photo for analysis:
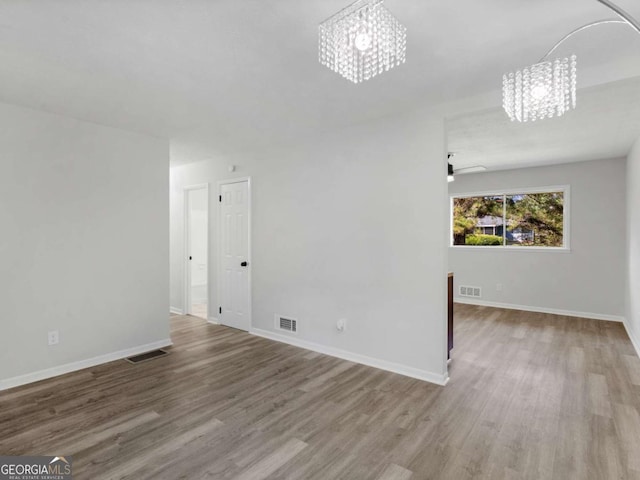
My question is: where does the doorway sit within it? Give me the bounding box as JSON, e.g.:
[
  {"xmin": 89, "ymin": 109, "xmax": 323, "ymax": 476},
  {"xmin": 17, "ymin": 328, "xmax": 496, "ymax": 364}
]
[
  {"xmin": 184, "ymin": 184, "xmax": 209, "ymax": 319},
  {"xmin": 218, "ymin": 178, "xmax": 251, "ymax": 331}
]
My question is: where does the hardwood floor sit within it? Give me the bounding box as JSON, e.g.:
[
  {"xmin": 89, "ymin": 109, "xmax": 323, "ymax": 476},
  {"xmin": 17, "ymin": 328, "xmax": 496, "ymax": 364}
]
[{"xmin": 1, "ymin": 304, "xmax": 639, "ymax": 479}]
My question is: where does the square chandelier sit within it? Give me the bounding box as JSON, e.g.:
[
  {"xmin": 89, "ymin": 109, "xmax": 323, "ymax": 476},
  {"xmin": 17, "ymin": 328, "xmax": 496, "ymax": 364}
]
[
  {"xmin": 319, "ymin": 0, "xmax": 407, "ymax": 84},
  {"xmin": 502, "ymin": 55, "xmax": 577, "ymax": 122},
  {"xmin": 499, "ymin": 0, "xmax": 640, "ymax": 123}
]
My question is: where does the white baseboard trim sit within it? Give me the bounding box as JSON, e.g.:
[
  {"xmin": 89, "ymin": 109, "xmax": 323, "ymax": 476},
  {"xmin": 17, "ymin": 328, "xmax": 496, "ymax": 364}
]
[
  {"xmin": 0, "ymin": 338, "xmax": 173, "ymax": 392},
  {"xmin": 623, "ymin": 320, "xmax": 640, "ymax": 359},
  {"xmin": 207, "ymin": 317, "xmax": 220, "ymax": 325},
  {"xmin": 170, "ymin": 306, "xmax": 184, "ymax": 315},
  {"xmin": 454, "ymin": 298, "xmax": 624, "ymax": 323},
  {"xmin": 250, "ymin": 328, "xmax": 449, "ymax": 386}
]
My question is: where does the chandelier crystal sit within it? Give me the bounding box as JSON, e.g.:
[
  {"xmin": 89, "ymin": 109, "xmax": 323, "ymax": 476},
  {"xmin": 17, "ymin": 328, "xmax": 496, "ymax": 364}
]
[
  {"xmin": 502, "ymin": 55, "xmax": 577, "ymax": 122},
  {"xmin": 319, "ymin": 0, "xmax": 407, "ymax": 84}
]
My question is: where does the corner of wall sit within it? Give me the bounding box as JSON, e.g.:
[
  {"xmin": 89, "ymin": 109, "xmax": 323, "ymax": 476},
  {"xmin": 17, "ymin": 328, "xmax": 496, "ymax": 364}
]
[
  {"xmin": 625, "ymin": 136, "xmax": 640, "ymax": 359},
  {"xmin": 623, "ymin": 319, "xmax": 640, "ymax": 359}
]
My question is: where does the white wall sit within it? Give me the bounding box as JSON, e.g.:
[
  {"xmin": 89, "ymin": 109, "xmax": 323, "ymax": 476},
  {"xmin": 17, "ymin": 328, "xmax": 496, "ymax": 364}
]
[
  {"xmin": 170, "ymin": 110, "xmax": 449, "ymax": 384},
  {"xmin": 449, "ymin": 158, "xmax": 626, "ymax": 320},
  {"xmin": 626, "ymin": 137, "xmax": 640, "ymax": 354},
  {"xmin": 0, "ymin": 102, "xmax": 170, "ymax": 388}
]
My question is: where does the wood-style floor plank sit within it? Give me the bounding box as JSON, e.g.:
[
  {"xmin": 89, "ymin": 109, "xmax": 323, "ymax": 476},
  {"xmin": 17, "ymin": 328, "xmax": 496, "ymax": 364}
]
[{"xmin": 1, "ymin": 305, "xmax": 639, "ymax": 479}]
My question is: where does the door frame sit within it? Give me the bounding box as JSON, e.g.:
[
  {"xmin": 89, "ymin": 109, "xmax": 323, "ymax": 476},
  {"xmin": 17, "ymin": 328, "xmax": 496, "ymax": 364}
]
[
  {"xmin": 183, "ymin": 183, "xmax": 210, "ymax": 317},
  {"xmin": 217, "ymin": 177, "xmax": 252, "ymax": 329}
]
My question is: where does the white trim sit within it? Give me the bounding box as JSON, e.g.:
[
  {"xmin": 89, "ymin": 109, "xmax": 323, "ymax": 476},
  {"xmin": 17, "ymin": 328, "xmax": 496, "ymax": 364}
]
[
  {"xmin": 623, "ymin": 320, "xmax": 640, "ymax": 359},
  {"xmin": 0, "ymin": 339, "xmax": 173, "ymax": 392},
  {"xmin": 207, "ymin": 317, "xmax": 220, "ymax": 325},
  {"xmin": 170, "ymin": 306, "xmax": 184, "ymax": 315},
  {"xmin": 449, "ymin": 246, "xmax": 571, "ymax": 253},
  {"xmin": 452, "ymin": 184, "xmax": 571, "ymax": 198},
  {"xmin": 250, "ymin": 328, "xmax": 449, "ymax": 386},
  {"xmin": 449, "ymin": 185, "xmax": 570, "ymax": 250},
  {"xmin": 217, "ymin": 177, "xmax": 252, "ymax": 332},
  {"xmin": 454, "ymin": 297, "xmax": 624, "ymax": 322},
  {"xmin": 183, "ymin": 184, "xmax": 210, "ymax": 317}
]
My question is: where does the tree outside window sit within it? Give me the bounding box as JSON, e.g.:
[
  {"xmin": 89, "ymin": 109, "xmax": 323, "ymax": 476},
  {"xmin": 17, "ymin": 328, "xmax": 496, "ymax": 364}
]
[{"xmin": 452, "ymin": 190, "xmax": 565, "ymax": 248}]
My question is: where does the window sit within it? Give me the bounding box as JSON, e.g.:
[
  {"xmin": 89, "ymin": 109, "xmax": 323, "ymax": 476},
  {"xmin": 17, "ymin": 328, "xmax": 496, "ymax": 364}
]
[{"xmin": 451, "ymin": 187, "xmax": 568, "ymax": 249}]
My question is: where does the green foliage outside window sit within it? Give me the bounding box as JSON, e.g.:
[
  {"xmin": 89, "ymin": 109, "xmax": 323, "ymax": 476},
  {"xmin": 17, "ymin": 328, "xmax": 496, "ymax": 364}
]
[
  {"xmin": 465, "ymin": 234, "xmax": 503, "ymax": 246},
  {"xmin": 452, "ymin": 191, "xmax": 564, "ymax": 247}
]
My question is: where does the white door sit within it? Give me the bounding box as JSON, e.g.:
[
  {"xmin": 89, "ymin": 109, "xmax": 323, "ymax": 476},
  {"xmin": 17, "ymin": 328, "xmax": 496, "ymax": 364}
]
[{"xmin": 219, "ymin": 180, "xmax": 250, "ymax": 331}]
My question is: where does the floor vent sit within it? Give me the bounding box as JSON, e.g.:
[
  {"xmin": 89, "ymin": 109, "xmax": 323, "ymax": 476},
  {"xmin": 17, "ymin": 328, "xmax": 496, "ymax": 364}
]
[
  {"xmin": 276, "ymin": 315, "xmax": 298, "ymax": 334},
  {"xmin": 125, "ymin": 349, "xmax": 169, "ymax": 364},
  {"xmin": 459, "ymin": 285, "xmax": 482, "ymax": 298}
]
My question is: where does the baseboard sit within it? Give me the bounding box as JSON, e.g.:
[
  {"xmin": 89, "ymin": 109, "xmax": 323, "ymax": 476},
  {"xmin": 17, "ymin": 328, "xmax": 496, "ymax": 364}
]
[
  {"xmin": 623, "ymin": 320, "xmax": 640, "ymax": 359},
  {"xmin": 454, "ymin": 298, "xmax": 624, "ymax": 323},
  {"xmin": 170, "ymin": 306, "xmax": 184, "ymax": 315},
  {"xmin": 250, "ymin": 328, "xmax": 449, "ymax": 387},
  {"xmin": 0, "ymin": 339, "xmax": 173, "ymax": 392},
  {"xmin": 207, "ymin": 317, "xmax": 220, "ymax": 325}
]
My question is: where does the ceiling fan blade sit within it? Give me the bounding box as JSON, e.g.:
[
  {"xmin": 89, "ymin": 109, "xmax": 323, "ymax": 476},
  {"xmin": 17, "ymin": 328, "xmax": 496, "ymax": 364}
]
[{"xmin": 453, "ymin": 165, "xmax": 487, "ymax": 175}]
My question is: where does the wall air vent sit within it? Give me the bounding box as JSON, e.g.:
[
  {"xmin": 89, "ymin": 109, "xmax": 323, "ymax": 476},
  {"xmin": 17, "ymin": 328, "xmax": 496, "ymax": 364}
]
[
  {"xmin": 459, "ymin": 285, "xmax": 482, "ymax": 298},
  {"xmin": 276, "ymin": 315, "xmax": 298, "ymax": 334}
]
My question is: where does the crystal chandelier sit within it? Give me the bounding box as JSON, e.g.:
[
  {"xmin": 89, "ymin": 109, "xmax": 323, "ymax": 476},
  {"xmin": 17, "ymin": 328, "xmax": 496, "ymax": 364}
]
[
  {"xmin": 319, "ymin": 0, "xmax": 407, "ymax": 84},
  {"xmin": 502, "ymin": 0, "xmax": 640, "ymax": 123},
  {"xmin": 503, "ymin": 56, "xmax": 577, "ymax": 122}
]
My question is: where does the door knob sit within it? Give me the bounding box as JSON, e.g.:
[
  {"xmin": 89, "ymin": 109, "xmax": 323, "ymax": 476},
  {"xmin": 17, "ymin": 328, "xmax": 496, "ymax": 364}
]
[
  {"xmin": 241, "ymin": 261, "xmax": 248, "ymax": 267},
  {"xmin": 189, "ymin": 256, "xmax": 192, "ymax": 260}
]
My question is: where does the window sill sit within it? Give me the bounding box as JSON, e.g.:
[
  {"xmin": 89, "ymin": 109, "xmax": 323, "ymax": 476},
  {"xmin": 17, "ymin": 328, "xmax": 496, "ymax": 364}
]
[{"xmin": 449, "ymin": 246, "xmax": 571, "ymax": 253}]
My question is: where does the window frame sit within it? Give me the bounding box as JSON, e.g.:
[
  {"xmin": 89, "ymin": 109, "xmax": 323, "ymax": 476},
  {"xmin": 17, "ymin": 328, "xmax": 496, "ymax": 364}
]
[{"xmin": 449, "ymin": 185, "xmax": 571, "ymax": 252}]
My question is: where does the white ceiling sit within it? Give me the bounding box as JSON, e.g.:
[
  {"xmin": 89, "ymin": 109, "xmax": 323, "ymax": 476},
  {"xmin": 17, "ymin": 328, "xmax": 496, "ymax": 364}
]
[
  {"xmin": 447, "ymin": 76, "xmax": 640, "ymax": 172},
  {"xmin": 0, "ymin": 0, "xmax": 638, "ymax": 165}
]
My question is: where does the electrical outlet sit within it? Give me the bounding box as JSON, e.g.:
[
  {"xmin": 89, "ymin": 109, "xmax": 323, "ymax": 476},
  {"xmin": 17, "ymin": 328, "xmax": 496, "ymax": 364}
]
[
  {"xmin": 496, "ymin": 283, "xmax": 503, "ymax": 292},
  {"xmin": 336, "ymin": 319, "xmax": 347, "ymax": 332},
  {"xmin": 48, "ymin": 330, "xmax": 59, "ymax": 346}
]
